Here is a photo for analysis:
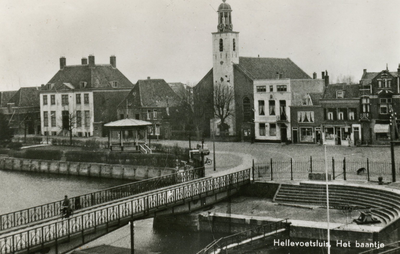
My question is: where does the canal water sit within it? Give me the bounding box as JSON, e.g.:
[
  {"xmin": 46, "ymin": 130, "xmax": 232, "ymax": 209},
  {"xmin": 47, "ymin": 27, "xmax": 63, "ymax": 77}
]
[{"xmin": 0, "ymin": 170, "xmax": 224, "ymax": 253}]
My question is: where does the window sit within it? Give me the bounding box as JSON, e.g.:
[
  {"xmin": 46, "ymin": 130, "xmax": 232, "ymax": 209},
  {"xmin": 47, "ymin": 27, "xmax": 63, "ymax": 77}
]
[
  {"xmin": 348, "ymin": 109, "xmax": 355, "ymax": 120},
  {"xmin": 44, "ymin": 112, "xmax": 48, "ymax": 127},
  {"xmin": 155, "ymin": 125, "xmax": 160, "ymax": 135},
  {"xmin": 76, "ymin": 111, "xmax": 82, "ymax": 127},
  {"xmin": 51, "ymin": 111, "xmax": 56, "ymax": 127},
  {"xmin": 300, "ymin": 128, "xmax": 313, "ymax": 142},
  {"xmin": 327, "ymin": 112, "xmax": 333, "ymax": 120},
  {"xmin": 62, "ymin": 95, "xmax": 68, "ymax": 105},
  {"xmin": 258, "ymin": 100, "xmax": 265, "ymax": 115},
  {"xmin": 270, "ymin": 85, "xmax": 273, "ymax": 92},
  {"xmin": 380, "ymin": 98, "xmax": 392, "ymax": 104},
  {"xmin": 43, "ymin": 95, "xmax": 48, "ymax": 105},
  {"xmin": 269, "ymin": 123, "xmax": 276, "ymax": 136},
  {"xmin": 51, "ymin": 95, "xmax": 55, "ymax": 105},
  {"xmin": 279, "ymin": 100, "xmax": 286, "ymax": 120},
  {"xmin": 84, "ymin": 111, "xmax": 90, "ymax": 127},
  {"xmin": 338, "ymin": 112, "xmax": 344, "ymax": 120},
  {"xmin": 259, "ymin": 123, "xmax": 266, "ymax": 136},
  {"xmin": 380, "ymin": 105, "xmax": 388, "ymax": 114},
  {"xmin": 336, "ymin": 90, "xmax": 344, "ymax": 98},
  {"xmin": 80, "ymin": 82, "xmax": 87, "ymax": 88},
  {"xmin": 378, "ymin": 80, "xmax": 382, "ymax": 88},
  {"xmin": 361, "ymin": 97, "xmax": 370, "ymax": 113},
  {"xmin": 380, "ymin": 98, "xmax": 392, "ymax": 114},
  {"xmin": 84, "ymin": 94, "xmax": 89, "ymax": 104},
  {"xmin": 153, "ymin": 109, "xmax": 157, "ymax": 119},
  {"xmin": 219, "ymin": 39, "xmax": 223, "ymax": 52},
  {"xmin": 111, "ymin": 81, "xmax": 118, "ymax": 88},
  {"xmin": 147, "ymin": 110, "xmax": 151, "ymax": 120},
  {"xmin": 243, "ymin": 97, "xmax": 252, "ymax": 122},
  {"xmin": 269, "ymin": 100, "xmax": 275, "ymax": 115},
  {"xmin": 277, "ymin": 85, "xmax": 287, "ymax": 92},
  {"xmin": 387, "ymin": 80, "xmax": 391, "ymax": 87},
  {"xmin": 256, "ymin": 86, "xmax": 266, "ymax": 93},
  {"xmin": 233, "ymin": 39, "xmax": 236, "ymax": 51},
  {"xmin": 76, "ymin": 94, "xmax": 81, "ymax": 104},
  {"xmin": 324, "ymin": 127, "xmax": 335, "ymax": 140},
  {"xmin": 298, "ymin": 111, "xmax": 314, "ymax": 123}
]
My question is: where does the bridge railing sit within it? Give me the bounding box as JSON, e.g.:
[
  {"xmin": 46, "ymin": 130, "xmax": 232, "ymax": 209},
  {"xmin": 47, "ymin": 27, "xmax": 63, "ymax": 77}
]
[
  {"xmin": 197, "ymin": 219, "xmax": 289, "ymax": 254},
  {"xmin": 0, "ymin": 167, "xmax": 204, "ymax": 232},
  {"xmin": 0, "ymin": 168, "xmax": 251, "ymax": 254}
]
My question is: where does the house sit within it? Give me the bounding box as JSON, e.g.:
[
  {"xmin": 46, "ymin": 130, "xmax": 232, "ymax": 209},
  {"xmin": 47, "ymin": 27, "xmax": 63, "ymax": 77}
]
[
  {"xmin": 320, "ymin": 83, "xmax": 361, "ymax": 146},
  {"xmin": 254, "ymin": 76, "xmax": 326, "ymax": 142},
  {"xmin": 0, "ymin": 90, "xmax": 17, "ymax": 107},
  {"xmin": 290, "ymin": 93, "xmax": 324, "ymax": 144},
  {"xmin": 39, "ymin": 55, "xmax": 134, "ymax": 137},
  {"xmin": 0, "ymin": 87, "xmax": 41, "ymax": 135},
  {"xmin": 193, "ymin": 0, "xmax": 321, "ymax": 141},
  {"xmin": 117, "ymin": 78, "xmax": 191, "ymax": 139},
  {"xmin": 359, "ymin": 66, "xmax": 400, "ymax": 145}
]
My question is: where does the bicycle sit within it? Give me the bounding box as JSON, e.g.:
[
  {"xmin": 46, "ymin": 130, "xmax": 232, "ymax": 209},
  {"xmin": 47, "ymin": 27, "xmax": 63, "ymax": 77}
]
[{"xmin": 205, "ymin": 157, "xmax": 212, "ymax": 165}]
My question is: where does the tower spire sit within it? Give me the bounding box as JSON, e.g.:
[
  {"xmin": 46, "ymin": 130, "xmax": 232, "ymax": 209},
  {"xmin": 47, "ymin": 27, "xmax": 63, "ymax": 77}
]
[{"xmin": 217, "ymin": 0, "xmax": 233, "ymax": 32}]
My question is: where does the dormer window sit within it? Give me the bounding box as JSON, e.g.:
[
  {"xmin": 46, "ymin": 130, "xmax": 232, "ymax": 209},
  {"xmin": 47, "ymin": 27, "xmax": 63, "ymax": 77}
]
[
  {"xmin": 80, "ymin": 82, "xmax": 87, "ymax": 88},
  {"xmin": 111, "ymin": 81, "xmax": 118, "ymax": 88},
  {"xmin": 336, "ymin": 90, "xmax": 344, "ymax": 98}
]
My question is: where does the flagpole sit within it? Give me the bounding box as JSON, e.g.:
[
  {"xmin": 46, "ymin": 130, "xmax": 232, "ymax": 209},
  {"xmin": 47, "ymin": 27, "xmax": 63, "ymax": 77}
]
[{"xmin": 325, "ymin": 145, "xmax": 331, "ymax": 254}]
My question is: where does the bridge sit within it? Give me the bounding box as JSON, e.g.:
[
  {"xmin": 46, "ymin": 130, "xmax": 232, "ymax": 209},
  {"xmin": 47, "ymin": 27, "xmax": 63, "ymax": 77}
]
[{"xmin": 0, "ymin": 167, "xmax": 252, "ymax": 254}]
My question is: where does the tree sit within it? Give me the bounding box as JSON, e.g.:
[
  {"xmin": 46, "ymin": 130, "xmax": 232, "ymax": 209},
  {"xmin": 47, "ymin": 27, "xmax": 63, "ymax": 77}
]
[
  {"xmin": 336, "ymin": 74, "xmax": 356, "ymax": 85},
  {"xmin": 213, "ymin": 83, "xmax": 234, "ymax": 136},
  {"xmin": 58, "ymin": 111, "xmax": 78, "ymax": 145},
  {"xmin": 0, "ymin": 113, "xmax": 13, "ymax": 146}
]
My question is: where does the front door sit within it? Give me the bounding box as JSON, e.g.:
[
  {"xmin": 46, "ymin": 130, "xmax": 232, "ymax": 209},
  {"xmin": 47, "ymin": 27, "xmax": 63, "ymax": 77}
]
[
  {"xmin": 62, "ymin": 111, "xmax": 69, "ymax": 130},
  {"xmin": 293, "ymin": 129, "xmax": 298, "ymax": 143},
  {"xmin": 281, "ymin": 127, "xmax": 287, "ymax": 142}
]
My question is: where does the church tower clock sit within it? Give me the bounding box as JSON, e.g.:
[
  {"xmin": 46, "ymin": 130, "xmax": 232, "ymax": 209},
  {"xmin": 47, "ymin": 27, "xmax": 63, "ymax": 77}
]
[{"xmin": 212, "ymin": 0, "xmax": 239, "ymax": 136}]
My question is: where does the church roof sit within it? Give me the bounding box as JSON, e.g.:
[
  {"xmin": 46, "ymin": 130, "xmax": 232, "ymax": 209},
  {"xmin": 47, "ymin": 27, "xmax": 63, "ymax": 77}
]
[
  {"xmin": 235, "ymin": 57, "xmax": 311, "ymax": 80},
  {"xmin": 44, "ymin": 64, "xmax": 134, "ymax": 91}
]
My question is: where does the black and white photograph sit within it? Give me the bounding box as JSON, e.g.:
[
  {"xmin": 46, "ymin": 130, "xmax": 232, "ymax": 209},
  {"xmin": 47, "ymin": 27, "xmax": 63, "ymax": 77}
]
[{"xmin": 1, "ymin": 0, "xmax": 400, "ymax": 253}]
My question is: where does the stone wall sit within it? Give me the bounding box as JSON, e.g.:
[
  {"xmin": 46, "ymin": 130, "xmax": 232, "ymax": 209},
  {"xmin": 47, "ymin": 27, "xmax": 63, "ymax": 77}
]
[{"xmin": 0, "ymin": 157, "xmax": 175, "ymax": 180}]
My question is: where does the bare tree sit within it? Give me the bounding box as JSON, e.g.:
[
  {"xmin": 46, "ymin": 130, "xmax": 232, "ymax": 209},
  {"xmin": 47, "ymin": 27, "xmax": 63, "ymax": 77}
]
[
  {"xmin": 58, "ymin": 111, "xmax": 78, "ymax": 145},
  {"xmin": 336, "ymin": 74, "xmax": 356, "ymax": 85},
  {"xmin": 214, "ymin": 83, "xmax": 234, "ymax": 136}
]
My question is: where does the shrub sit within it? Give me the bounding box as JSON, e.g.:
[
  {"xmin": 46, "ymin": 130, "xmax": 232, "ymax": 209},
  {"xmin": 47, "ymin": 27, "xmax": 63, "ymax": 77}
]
[
  {"xmin": 25, "ymin": 149, "xmax": 63, "ymax": 160},
  {"xmin": 7, "ymin": 142, "xmax": 22, "ymax": 150}
]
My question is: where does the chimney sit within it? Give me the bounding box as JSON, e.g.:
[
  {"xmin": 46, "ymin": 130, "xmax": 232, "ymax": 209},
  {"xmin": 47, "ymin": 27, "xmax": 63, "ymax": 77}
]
[
  {"xmin": 88, "ymin": 55, "xmax": 95, "ymax": 66},
  {"xmin": 81, "ymin": 58, "xmax": 88, "ymax": 65},
  {"xmin": 60, "ymin": 56, "xmax": 66, "ymax": 69},
  {"xmin": 110, "ymin": 55, "xmax": 116, "ymax": 68},
  {"xmin": 147, "ymin": 76, "xmax": 151, "ymax": 80},
  {"xmin": 397, "ymin": 64, "xmax": 400, "ymax": 74},
  {"xmin": 313, "ymin": 72, "xmax": 317, "ymax": 79},
  {"xmin": 324, "ymin": 70, "xmax": 329, "ymax": 86},
  {"xmin": 321, "ymin": 71, "xmax": 325, "ymax": 80},
  {"xmin": 363, "ymin": 69, "xmax": 367, "ymax": 75}
]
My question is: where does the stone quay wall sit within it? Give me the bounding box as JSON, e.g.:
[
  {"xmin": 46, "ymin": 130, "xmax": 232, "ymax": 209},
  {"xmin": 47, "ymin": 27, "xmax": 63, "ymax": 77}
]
[{"xmin": 0, "ymin": 157, "xmax": 176, "ymax": 180}]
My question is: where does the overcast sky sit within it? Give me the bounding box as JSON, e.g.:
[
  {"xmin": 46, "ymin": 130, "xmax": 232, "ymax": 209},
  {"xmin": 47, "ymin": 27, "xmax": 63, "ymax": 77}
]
[{"xmin": 1, "ymin": 0, "xmax": 400, "ymax": 91}]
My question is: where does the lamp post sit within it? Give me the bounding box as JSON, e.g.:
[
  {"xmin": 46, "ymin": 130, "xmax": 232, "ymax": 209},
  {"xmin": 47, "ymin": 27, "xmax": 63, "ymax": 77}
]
[{"xmin": 213, "ymin": 132, "xmax": 216, "ymax": 171}]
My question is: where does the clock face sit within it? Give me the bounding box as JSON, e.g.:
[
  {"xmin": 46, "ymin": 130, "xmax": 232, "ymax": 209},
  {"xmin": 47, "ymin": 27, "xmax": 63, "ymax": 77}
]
[{"xmin": 220, "ymin": 61, "xmax": 224, "ymax": 65}]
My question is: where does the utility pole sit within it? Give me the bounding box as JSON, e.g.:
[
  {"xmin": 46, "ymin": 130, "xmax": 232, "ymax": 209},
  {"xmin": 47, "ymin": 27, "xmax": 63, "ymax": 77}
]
[{"xmin": 390, "ymin": 110, "xmax": 397, "ymax": 182}]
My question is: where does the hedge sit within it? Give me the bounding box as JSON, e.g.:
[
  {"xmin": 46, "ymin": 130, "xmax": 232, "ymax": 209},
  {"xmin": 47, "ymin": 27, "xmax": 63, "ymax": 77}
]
[
  {"xmin": 10, "ymin": 149, "xmax": 63, "ymax": 160},
  {"xmin": 65, "ymin": 150, "xmax": 179, "ymax": 167}
]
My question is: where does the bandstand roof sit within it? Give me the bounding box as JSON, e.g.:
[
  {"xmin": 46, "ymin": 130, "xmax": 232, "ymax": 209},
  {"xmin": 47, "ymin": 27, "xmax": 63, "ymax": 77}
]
[{"xmin": 104, "ymin": 118, "xmax": 152, "ymax": 128}]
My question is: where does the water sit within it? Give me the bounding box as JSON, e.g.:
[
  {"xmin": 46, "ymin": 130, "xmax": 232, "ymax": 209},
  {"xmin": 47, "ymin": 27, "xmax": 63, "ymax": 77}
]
[{"xmin": 0, "ymin": 170, "xmax": 221, "ymax": 253}]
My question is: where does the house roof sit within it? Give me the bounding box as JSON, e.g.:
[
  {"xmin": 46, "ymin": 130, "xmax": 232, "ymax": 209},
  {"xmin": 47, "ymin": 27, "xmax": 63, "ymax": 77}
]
[
  {"xmin": 168, "ymin": 82, "xmax": 187, "ymax": 99},
  {"xmin": 309, "ymin": 93, "xmax": 323, "ymax": 105},
  {"xmin": 360, "ymin": 70, "xmax": 398, "ymax": 85},
  {"xmin": 120, "ymin": 79, "xmax": 182, "ymax": 108},
  {"xmin": 321, "ymin": 83, "xmax": 360, "ymax": 100},
  {"xmin": 7, "ymin": 87, "xmax": 41, "ymax": 107},
  {"xmin": 104, "ymin": 118, "xmax": 152, "ymax": 128},
  {"xmin": 0, "ymin": 90, "xmax": 18, "ymax": 107},
  {"xmin": 44, "ymin": 64, "xmax": 134, "ymax": 91},
  {"xmin": 235, "ymin": 57, "xmax": 311, "ymax": 80}
]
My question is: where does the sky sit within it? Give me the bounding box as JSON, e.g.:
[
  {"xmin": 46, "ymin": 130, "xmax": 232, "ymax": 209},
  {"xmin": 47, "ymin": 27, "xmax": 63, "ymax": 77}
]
[{"xmin": 1, "ymin": 0, "xmax": 400, "ymax": 91}]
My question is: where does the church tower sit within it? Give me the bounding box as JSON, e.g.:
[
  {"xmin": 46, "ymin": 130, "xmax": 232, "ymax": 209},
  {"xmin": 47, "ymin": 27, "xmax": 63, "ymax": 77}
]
[{"xmin": 212, "ymin": 0, "xmax": 239, "ymax": 136}]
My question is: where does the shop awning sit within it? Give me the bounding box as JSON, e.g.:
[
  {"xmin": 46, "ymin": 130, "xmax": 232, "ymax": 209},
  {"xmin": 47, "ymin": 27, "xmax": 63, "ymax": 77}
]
[{"xmin": 374, "ymin": 124, "xmax": 390, "ymax": 133}]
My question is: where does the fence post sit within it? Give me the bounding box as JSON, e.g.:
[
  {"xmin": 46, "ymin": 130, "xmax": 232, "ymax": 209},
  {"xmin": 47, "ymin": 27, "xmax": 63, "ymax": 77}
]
[
  {"xmin": 270, "ymin": 158, "xmax": 273, "ymax": 181},
  {"xmin": 332, "ymin": 157, "xmax": 335, "ymax": 180},
  {"xmin": 343, "ymin": 157, "xmax": 346, "ymax": 180},
  {"xmin": 310, "ymin": 156, "xmax": 313, "ymax": 173},
  {"xmin": 367, "ymin": 158, "xmax": 370, "ymax": 182},
  {"xmin": 290, "ymin": 158, "xmax": 293, "ymax": 180}
]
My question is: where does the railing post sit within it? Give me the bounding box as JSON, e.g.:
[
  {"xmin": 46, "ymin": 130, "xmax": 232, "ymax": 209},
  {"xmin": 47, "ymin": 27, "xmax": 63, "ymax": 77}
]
[
  {"xmin": 290, "ymin": 158, "xmax": 293, "ymax": 181},
  {"xmin": 332, "ymin": 157, "xmax": 335, "ymax": 180},
  {"xmin": 270, "ymin": 158, "xmax": 273, "ymax": 181},
  {"xmin": 343, "ymin": 157, "xmax": 346, "ymax": 181},
  {"xmin": 367, "ymin": 158, "xmax": 370, "ymax": 182},
  {"xmin": 310, "ymin": 156, "xmax": 313, "ymax": 173}
]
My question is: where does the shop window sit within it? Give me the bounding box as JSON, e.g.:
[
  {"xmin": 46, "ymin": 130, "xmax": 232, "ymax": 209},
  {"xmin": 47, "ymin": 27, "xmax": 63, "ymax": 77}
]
[
  {"xmin": 324, "ymin": 127, "xmax": 335, "ymax": 140},
  {"xmin": 300, "ymin": 128, "xmax": 313, "ymax": 142}
]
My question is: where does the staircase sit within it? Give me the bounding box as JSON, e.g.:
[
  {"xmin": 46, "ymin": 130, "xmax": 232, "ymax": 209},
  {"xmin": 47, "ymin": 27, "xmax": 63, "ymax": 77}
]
[
  {"xmin": 139, "ymin": 144, "xmax": 152, "ymax": 154},
  {"xmin": 274, "ymin": 183, "xmax": 400, "ymax": 225}
]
